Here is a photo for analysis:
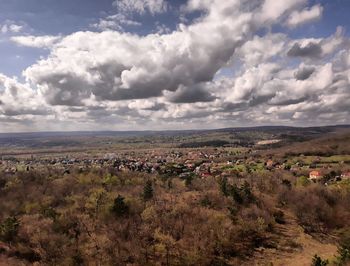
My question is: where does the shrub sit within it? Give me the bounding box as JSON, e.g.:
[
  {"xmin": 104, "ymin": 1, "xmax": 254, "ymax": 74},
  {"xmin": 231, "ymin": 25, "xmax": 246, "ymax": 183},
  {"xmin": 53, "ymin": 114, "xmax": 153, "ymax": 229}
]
[
  {"xmin": 296, "ymin": 176, "xmax": 310, "ymax": 187},
  {"xmin": 311, "ymin": 254, "xmax": 329, "ymax": 266},
  {"xmin": 281, "ymin": 179, "xmax": 292, "ymax": 190},
  {"xmin": 273, "ymin": 210, "xmax": 285, "ymax": 224},
  {"xmin": 228, "ymin": 181, "xmax": 254, "ymax": 205},
  {"xmin": 40, "ymin": 206, "xmax": 59, "ymax": 220},
  {"xmin": 200, "ymin": 195, "xmax": 212, "ymax": 208},
  {"xmin": 0, "ymin": 216, "xmax": 19, "ymax": 242}
]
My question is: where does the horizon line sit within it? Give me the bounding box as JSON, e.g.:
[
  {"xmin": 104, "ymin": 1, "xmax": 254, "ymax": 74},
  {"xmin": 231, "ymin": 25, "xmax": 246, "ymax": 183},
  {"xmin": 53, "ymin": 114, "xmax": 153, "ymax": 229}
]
[{"xmin": 0, "ymin": 124, "xmax": 349, "ymax": 135}]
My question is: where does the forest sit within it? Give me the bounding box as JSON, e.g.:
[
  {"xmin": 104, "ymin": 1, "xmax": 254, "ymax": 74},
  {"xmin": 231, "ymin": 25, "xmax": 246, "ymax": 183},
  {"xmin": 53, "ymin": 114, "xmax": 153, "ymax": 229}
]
[{"xmin": 0, "ymin": 128, "xmax": 350, "ymax": 265}]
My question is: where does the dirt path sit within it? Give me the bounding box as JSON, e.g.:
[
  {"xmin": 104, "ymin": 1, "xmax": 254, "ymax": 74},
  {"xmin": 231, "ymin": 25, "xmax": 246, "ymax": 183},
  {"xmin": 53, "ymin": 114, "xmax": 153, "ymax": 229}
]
[{"xmin": 248, "ymin": 210, "xmax": 338, "ymax": 265}]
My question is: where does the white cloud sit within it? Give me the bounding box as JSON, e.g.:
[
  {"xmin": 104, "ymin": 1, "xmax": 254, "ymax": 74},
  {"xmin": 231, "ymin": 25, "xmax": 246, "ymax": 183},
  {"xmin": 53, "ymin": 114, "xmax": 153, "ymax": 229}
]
[
  {"xmin": 0, "ymin": 74, "xmax": 49, "ymax": 118},
  {"xmin": 287, "ymin": 4, "xmax": 323, "ymax": 28},
  {"xmin": 24, "ymin": 0, "xmax": 258, "ymax": 106},
  {"xmin": 0, "ymin": 21, "xmax": 24, "ymax": 34},
  {"xmin": 112, "ymin": 0, "xmax": 168, "ymax": 15},
  {"xmin": 11, "ymin": 35, "xmax": 62, "ymax": 49},
  {"xmin": 259, "ymin": 0, "xmax": 306, "ymax": 22},
  {"xmin": 236, "ymin": 33, "xmax": 287, "ymax": 67},
  {"xmin": 0, "ymin": 0, "xmax": 349, "ymax": 130},
  {"xmin": 92, "ymin": 13, "xmax": 141, "ymax": 31}
]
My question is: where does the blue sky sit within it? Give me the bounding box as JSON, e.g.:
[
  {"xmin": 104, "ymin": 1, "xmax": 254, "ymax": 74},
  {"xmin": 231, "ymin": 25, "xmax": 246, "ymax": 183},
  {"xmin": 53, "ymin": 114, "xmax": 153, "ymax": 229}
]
[
  {"xmin": 0, "ymin": 0, "xmax": 181, "ymax": 76},
  {"xmin": 0, "ymin": 0, "xmax": 349, "ymax": 132}
]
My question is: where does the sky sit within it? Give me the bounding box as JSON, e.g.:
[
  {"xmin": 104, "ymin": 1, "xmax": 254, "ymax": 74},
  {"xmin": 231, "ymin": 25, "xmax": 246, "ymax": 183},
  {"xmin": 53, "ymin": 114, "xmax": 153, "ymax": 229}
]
[{"xmin": 0, "ymin": 0, "xmax": 349, "ymax": 132}]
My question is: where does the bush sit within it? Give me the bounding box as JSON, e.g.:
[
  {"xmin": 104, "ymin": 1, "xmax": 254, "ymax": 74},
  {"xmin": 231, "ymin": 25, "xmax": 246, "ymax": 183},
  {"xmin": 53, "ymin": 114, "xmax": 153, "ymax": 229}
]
[
  {"xmin": 311, "ymin": 254, "xmax": 329, "ymax": 266},
  {"xmin": 200, "ymin": 195, "xmax": 212, "ymax": 208},
  {"xmin": 0, "ymin": 216, "xmax": 19, "ymax": 242},
  {"xmin": 40, "ymin": 206, "xmax": 59, "ymax": 220},
  {"xmin": 273, "ymin": 210, "xmax": 285, "ymax": 224},
  {"xmin": 281, "ymin": 179, "xmax": 292, "ymax": 190},
  {"xmin": 229, "ymin": 181, "xmax": 254, "ymax": 205},
  {"xmin": 296, "ymin": 176, "xmax": 310, "ymax": 187}
]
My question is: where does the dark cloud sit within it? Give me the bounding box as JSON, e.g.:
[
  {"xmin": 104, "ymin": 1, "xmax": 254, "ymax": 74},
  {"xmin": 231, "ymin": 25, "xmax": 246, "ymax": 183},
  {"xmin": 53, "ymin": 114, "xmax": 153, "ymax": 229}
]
[
  {"xmin": 287, "ymin": 42, "xmax": 322, "ymax": 58},
  {"xmin": 68, "ymin": 107, "xmax": 85, "ymax": 112},
  {"xmin": 294, "ymin": 66, "xmax": 315, "ymax": 80},
  {"xmin": 2, "ymin": 108, "xmax": 50, "ymax": 117},
  {"xmin": 332, "ymin": 74, "xmax": 348, "ymax": 83},
  {"xmin": 36, "ymin": 73, "xmax": 92, "ymax": 106},
  {"xmin": 168, "ymin": 85, "xmax": 216, "ymax": 103},
  {"xmin": 220, "ymin": 102, "xmax": 246, "ymax": 112},
  {"xmin": 86, "ymin": 107, "xmax": 113, "ymax": 119},
  {"xmin": 249, "ymin": 93, "xmax": 275, "ymax": 107},
  {"xmin": 270, "ymin": 96, "xmax": 309, "ymax": 106},
  {"xmin": 220, "ymin": 93, "xmax": 275, "ymax": 112}
]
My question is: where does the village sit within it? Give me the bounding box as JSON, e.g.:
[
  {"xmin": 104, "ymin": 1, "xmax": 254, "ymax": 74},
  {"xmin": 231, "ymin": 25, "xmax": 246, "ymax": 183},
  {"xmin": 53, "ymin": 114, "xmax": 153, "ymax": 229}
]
[{"xmin": 1, "ymin": 147, "xmax": 349, "ymax": 185}]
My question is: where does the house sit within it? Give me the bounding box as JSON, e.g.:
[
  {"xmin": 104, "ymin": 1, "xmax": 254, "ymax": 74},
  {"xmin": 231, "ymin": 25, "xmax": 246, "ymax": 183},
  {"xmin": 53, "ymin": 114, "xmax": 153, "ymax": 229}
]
[
  {"xmin": 309, "ymin": 170, "xmax": 322, "ymax": 180},
  {"xmin": 341, "ymin": 171, "xmax": 350, "ymax": 180},
  {"xmin": 201, "ymin": 172, "xmax": 211, "ymax": 178},
  {"xmin": 266, "ymin": 159, "xmax": 274, "ymax": 169}
]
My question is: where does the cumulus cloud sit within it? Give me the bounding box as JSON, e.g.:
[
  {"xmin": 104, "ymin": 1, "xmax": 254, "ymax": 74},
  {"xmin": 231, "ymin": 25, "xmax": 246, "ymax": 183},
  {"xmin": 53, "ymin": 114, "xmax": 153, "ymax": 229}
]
[
  {"xmin": 286, "ymin": 4, "xmax": 323, "ymax": 28},
  {"xmin": 24, "ymin": 0, "xmax": 258, "ymax": 106},
  {"xmin": 236, "ymin": 33, "xmax": 287, "ymax": 67},
  {"xmin": 287, "ymin": 27, "xmax": 346, "ymax": 59},
  {"xmin": 0, "ymin": 74, "xmax": 50, "ymax": 118},
  {"xmin": 11, "ymin": 35, "xmax": 61, "ymax": 48},
  {"xmin": 1, "ymin": 0, "xmax": 350, "ymax": 131}
]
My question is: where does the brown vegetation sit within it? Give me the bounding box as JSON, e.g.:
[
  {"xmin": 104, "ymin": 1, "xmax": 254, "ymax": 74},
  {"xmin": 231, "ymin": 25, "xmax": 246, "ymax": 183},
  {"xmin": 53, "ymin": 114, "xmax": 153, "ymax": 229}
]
[{"xmin": 0, "ymin": 163, "xmax": 349, "ymax": 265}]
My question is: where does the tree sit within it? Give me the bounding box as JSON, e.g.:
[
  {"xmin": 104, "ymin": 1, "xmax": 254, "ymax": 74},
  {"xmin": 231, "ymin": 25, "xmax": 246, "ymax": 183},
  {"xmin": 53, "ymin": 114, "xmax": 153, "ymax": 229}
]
[
  {"xmin": 230, "ymin": 184, "xmax": 243, "ymax": 204},
  {"xmin": 111, "ymin": 195, "xmax": 129, "ymax": 217},
  {"xmin": 335, "ymin": 229, "xmax": 350, "ymax": 265},
  {"xmin": 154, "ymin": 229, "xmax": 176, "ymax": 266},
  {"xmin": 219, "ymin": 177, "xmax": 229, "ymax": 196},
  {"xmin": 241, "ymin": 181, "xmax": 254, "ymax": 202},
  {"xmin": 143, "ymin": 180, "xmax": 154, "ymax": 201},
  {"xmin": 185, "ymin": 174, "xmax": 194, "ymax": 187},
  {"xmin": 281, "ymin": 179, "xmax": 292, "ymax": 190},
  {"xmin": 0, "ymin": 216, "xmax": 19, "ymax": 243},
  {"xmin": 312, "ymin": 254, "xmax": 329, "ymax": 266}
]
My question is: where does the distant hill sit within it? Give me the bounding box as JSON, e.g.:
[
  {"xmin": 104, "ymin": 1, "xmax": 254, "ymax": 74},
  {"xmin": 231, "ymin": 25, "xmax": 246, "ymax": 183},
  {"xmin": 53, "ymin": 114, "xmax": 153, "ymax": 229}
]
[
  {"xmin": 0, "ymin": 124, "xmax": 349, "ymax": 138},
  {"xmin": 0, "ymin": 125, "xmax": 349, "ymax": 153}
]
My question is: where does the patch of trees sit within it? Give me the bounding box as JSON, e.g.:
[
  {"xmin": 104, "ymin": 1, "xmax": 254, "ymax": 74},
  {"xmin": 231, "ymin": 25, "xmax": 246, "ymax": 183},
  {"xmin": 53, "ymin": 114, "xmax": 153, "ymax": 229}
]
[
  {"xmin": 0, "ymin": 165, "xmax": 350, "ymax": 265},
  {"xmin": 179, "ymin": 140, "xmax": 230, "ymax": 148}
]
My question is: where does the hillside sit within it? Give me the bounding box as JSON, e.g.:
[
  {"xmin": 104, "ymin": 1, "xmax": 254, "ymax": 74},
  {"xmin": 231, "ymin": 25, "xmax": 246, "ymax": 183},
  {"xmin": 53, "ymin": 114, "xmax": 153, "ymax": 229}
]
[{"xmin": 0, "ymin": 127, "xmax": 350, "ymax": 265}]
